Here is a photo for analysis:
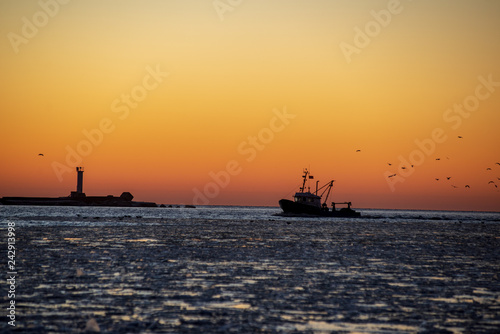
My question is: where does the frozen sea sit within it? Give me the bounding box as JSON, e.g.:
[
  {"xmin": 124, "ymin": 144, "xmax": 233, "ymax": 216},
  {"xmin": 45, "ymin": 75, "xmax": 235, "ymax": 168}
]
[
  {"xmin": 1, "ymin": 206, "xmax": 499, "ymax": 333},
  {"xmin": 2, "ymin": 205, "xmax": 500, "ymax": 227}
]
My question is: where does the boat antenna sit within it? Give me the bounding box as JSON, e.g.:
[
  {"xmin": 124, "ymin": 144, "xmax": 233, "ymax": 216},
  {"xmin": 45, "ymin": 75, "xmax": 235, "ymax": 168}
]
[{"xmin": 300, "ymin": 168, "xmax": 309, "ymax": 192}]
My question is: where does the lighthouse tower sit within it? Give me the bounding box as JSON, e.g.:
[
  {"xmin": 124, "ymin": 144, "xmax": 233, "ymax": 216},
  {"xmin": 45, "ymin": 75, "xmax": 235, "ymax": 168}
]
[
  {"xmin": 70, "ymin": 167, "xmax": 86, "ymax": 199},
  {"xmin": 76, "ymin": 167, "xmax": 84, "ymax": 193}
]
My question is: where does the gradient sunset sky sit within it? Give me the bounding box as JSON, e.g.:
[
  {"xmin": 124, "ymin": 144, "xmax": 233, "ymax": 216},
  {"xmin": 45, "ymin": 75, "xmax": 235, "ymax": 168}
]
[{"xmin": 1, "ymin": 0, "xmax": 499, "ymax": 211}]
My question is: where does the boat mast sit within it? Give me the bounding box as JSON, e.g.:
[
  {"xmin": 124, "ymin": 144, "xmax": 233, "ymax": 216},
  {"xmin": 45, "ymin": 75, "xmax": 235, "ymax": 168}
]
[{"xmin": 300, "ymin": 168, "xmax": 309, "ymax": 192}]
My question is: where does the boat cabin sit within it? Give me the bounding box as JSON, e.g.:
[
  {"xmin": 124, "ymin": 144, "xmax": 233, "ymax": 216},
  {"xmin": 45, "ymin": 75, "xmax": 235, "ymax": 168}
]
[{"xmin": 293, "ymin": 192, "xmax": 321, "ymax": 207}]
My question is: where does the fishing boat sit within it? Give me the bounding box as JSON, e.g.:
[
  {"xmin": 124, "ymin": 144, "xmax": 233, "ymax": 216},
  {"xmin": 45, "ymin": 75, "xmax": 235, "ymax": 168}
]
[{"xmin": 278, "ymin": 169, "xmax": 360, "ymax": 217}]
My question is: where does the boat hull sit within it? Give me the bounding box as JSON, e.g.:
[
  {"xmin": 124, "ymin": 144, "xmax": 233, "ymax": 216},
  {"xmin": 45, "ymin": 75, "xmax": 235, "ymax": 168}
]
[
  {"xmin": 279, "ymin": 199, "xmax": 322, "ymax": 215},
  {"xmin": 279, "ymin": 199, "xmax": 360, "ymax": 217}
]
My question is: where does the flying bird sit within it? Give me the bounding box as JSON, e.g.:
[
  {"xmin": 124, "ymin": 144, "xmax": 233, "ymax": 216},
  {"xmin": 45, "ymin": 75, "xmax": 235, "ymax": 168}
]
[
  {"xmin": 465, "ymin": 185, "xmax": 470, "ymax": 188},
  {"xmin": 387, "ymin": 163, "xmax": 392, "ymax": 166},
  {"xmin": 356, "ymin": 149, "xmax": 361, "ymax": 152},
  {"xmin": 451, "ymin": 185, "xmax": 458, "ymax": 188},
  {"xmin": 435, "ymin": 178, "xmax": 440, "ymax": 181},
  {"xmin": 446, "ymin": 177, "xmax": 451, "ymax": 180},
  {"xmin": 387, "ymin": 174, "xmax": 397, "ymax": 178},
  {"xmin": 436, "ymin": 158, "xmax": 441, "ymax": 161},
  {"xmin": 488, "ymin": 181, "xmax": 495, "ymax": 184},
  {"xmin": 38, "ymin": 153, "xmax": 44, "ymax": 156},
  {"xmin": 486, "ymin": 168, "xmax": 492, "ymax": 170},
  {"xmin": 458, "ymin": 136, "xmax": 463, "ymax": 139}
]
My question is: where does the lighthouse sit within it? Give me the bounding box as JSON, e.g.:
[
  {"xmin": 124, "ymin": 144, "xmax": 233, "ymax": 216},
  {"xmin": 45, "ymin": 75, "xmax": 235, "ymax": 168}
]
[
  {"xmin": 76, "ymin": 167, "xmax": 84, "ymax": 193},
  {"xmin": 70, "ymin": 167, "xmax": 86, "ymax": 199}
]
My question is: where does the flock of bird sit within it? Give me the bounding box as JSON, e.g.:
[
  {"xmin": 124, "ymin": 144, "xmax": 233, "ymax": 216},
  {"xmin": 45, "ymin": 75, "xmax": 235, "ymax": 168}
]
[
  {"xmin": 385, "ymin": 161, "xmax": 500, "ymax": 189},
  {"xmin": 356, "ymin": 135, "xmax": 500, "ymax": 191}
]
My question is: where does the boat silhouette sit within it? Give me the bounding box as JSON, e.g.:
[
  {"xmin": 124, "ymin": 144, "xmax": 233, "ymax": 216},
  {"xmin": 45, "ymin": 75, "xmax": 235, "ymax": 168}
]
[{"xmin": 278, "ymin": 169, "xmax": 360, "ymax": 217}]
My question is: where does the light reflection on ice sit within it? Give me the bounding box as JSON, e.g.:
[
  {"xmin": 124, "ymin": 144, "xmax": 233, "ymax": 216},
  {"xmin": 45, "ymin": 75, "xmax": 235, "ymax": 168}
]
[
  {"xmin": 294, "ymin": 320, "xmax": 420, "ymax": 333},
  {"xmin": 3, "ymin": 205, "xmax": 499, "ymax": 227},
  {"xmin": 204, "ymin": 301, "xmax": 252, "ymax": 310},
  {"xmin": 5, "ymin": 206, "xmax": 499, "ymax": 333}
]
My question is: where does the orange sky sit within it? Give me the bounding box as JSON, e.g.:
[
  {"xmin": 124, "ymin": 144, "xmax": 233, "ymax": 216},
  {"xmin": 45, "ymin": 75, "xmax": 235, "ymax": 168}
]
[{"xmin": 1, "ymin": 0, "xmax": 499, "ymax": 211}]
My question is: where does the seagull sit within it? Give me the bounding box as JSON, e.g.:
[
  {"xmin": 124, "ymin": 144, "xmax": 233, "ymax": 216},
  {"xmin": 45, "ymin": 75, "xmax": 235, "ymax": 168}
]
[
  {"xmin": 436, "ymin": 158, "xmax": 441, "ymax": 161},
  {"xmin": 38, "ymin": 153, "xmax": 44, "ymax": 156},
  {"xmin": 446, "ymin": 177, "xmax": 452, "ymax": 180},
  {"xmin": 465, "ymin": 185, "xmax": 470, "ymax": 188},
  {"xmin": 435, "ymin": 178, "xmax": 440, "ymax": 181},
  {"xmin": 488, "ymin": 181, "xmax": 495, "ymax": 184},
  {"xmin": 496, "ymin": 162, "xmax": 500, "ymax": 165},
  {"xmin": 387, "ymin": 163, "xmax": 392, "ymax": 166},
  {"xmin": 388, "ymin": 174, "xmax": 397, "ymax": 178},
  {"xmin": 356, "ymin": 149, "xmax": 361, "ymax": 152},
  {"xmin": 458, "ymin": 136, "xmax": 463, "ymax": 139},
  {"xmin": 401, "ymin": 167, "xmax": 406, "ymax": 170}
]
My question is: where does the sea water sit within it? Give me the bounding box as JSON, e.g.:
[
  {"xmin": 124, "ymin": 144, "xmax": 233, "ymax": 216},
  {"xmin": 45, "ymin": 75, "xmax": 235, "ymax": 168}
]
[
  {"xmin": 1, "ymin": 205, "xmax": 499, "ymax": 227},
  {"xmin": 1, "ymin": 206, "xmax": 499, "ymax": 333}
]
